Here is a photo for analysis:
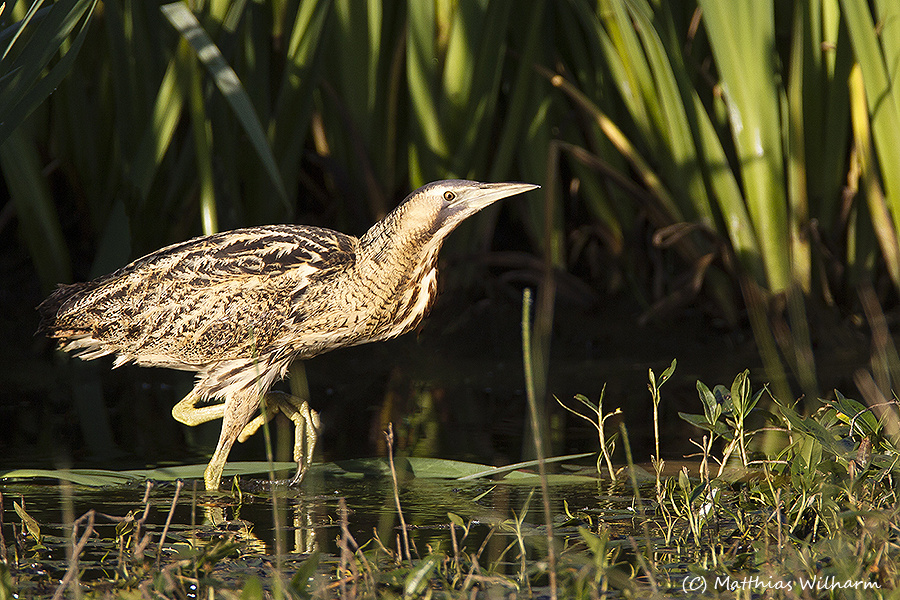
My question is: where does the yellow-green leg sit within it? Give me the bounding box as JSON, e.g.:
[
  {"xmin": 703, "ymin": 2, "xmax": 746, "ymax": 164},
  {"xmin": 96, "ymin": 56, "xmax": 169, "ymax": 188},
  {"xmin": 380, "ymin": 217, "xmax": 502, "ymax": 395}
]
[
  {"xmin": 239, "ymin": 391, "xmax": 320, "ymax": 484},
  {"xmin": 204, "ymin": 391, "xmax": 259, "ymax": 490},
  {"xmin": 172, "ymin": 392, "xmax": 225, "ymax": 426},
  {"xmin": 172, "ymin": 390, "xmax": 319, "ymax": 490}
]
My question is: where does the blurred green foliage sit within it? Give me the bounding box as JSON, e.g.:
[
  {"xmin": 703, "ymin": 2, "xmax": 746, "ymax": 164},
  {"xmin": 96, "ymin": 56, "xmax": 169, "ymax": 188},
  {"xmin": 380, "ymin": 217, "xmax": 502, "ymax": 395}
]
[{"xmin": 4, "ymin": 0, "xmax": 900, "ymax": 394}]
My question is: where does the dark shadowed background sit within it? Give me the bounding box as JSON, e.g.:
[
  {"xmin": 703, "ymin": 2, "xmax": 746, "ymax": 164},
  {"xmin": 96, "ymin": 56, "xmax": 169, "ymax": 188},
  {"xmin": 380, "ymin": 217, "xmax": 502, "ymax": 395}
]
[{"xmin": 0, "ymin": 0, "xmax": 896, "ymax": 475}]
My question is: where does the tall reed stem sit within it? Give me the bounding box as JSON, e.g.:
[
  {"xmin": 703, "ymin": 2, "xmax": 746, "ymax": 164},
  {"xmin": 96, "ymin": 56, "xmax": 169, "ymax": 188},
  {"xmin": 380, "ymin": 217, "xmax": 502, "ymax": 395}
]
[{"xmin": 522, "ymin": 287, "xmax": 557, "ymax": 599}]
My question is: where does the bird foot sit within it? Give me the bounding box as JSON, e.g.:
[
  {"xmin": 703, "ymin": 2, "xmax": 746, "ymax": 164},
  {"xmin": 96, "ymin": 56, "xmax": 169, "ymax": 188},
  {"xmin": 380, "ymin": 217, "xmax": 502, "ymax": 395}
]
[{"xmin": 237, "ymin": 391, "xmax": 319, "ymax": 484}]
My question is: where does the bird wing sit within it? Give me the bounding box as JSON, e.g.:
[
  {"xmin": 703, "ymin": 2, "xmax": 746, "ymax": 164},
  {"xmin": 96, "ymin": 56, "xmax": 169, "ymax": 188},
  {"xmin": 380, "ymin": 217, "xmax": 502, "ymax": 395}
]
[{"xmin": 39, "ymin": 224, "xmax": 358, "ymax": 367}]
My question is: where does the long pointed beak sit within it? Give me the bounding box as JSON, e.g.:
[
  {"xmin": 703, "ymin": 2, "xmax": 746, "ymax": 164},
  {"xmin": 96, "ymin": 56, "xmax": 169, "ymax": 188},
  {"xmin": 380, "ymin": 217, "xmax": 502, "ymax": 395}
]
[
  {"xmin": 443, "ymin": 181, "xmax": 540, "ymax": 222},
  {"xmin": 463, "ymin": 181, "xmax": 541, "ymax": 209}
]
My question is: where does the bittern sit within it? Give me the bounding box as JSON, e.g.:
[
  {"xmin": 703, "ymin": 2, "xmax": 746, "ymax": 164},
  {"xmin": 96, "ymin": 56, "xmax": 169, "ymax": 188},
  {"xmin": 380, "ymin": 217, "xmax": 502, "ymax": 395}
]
[{"xmin": 38, "ymin": 180, "xmax": 538, "ymax": 490}]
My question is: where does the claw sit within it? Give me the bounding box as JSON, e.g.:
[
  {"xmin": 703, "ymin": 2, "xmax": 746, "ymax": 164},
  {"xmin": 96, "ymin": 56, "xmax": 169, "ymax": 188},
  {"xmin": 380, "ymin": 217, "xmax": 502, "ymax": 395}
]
[{"xmin": 290, "ymin": 464, "xmax": 306, "ymax": 486}]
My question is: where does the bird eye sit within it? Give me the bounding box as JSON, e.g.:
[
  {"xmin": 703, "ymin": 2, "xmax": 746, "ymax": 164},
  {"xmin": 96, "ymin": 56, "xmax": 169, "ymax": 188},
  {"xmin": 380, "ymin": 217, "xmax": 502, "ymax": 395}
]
[{"xmin": 443, "ymin": 191, "xmax": 456, "ymax": 202}]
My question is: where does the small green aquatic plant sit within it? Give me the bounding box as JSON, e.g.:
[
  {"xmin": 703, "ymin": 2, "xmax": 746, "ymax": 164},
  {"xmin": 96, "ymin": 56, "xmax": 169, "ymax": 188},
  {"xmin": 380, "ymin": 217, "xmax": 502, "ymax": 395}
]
[
  {"xmin": 538, "ymin": 363, "xmax": 899, "ymax": 598},
  {"xmin": 556, "ymin": 385, "xmax": 622, "ymax": 481},
  {"xmin": 661, "ymin": 369, "xmax": 898, "ymax": 596}
]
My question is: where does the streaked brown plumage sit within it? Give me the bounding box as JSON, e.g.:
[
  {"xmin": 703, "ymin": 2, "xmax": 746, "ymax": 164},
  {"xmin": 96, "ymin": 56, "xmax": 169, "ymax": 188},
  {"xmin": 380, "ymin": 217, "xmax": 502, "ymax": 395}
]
[{"xmin": 38, "ymin": 180, "xmax": 539, "ymax": 490}]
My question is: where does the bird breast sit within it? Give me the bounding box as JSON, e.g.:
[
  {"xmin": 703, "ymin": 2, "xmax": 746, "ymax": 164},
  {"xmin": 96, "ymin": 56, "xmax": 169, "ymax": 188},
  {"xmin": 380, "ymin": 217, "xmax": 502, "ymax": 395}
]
[{"xmin": 381, "ymin": 264, "xmax": 439, "ymax": 340}]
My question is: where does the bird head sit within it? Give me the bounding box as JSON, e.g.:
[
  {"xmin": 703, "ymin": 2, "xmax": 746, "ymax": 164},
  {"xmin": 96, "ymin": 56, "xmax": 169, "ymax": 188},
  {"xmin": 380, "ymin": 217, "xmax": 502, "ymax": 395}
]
[
  {"xmin": 360, "ymin": 180, "xmax": 539, "ymax": 264},
  {"xmin": 392, "ymin": 179, "xmax": 540, "ymax": 242}
]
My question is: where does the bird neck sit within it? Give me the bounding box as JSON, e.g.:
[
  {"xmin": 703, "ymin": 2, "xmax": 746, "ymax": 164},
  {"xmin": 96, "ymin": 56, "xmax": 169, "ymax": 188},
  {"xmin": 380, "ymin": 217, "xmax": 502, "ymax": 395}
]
[
  {"xmin": 360, "ymin": 209, "xmax": 434, "ymax": 264},
  {"xmin": 350, "ymin": 214, "xmax": 443, "ymax": 340}
]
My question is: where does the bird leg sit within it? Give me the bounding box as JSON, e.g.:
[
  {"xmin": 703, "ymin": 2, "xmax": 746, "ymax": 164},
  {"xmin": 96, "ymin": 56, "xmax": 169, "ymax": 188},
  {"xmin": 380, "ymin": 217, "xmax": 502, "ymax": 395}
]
[
  {"xmin": 238, "ymin": 391, "xmax": 320, "ymax": 485},
  {"xmin": 204, "ymin": 391, "xmax": 259, "ymax": 490},
  {"xmin": 171, "ymin": 392, "xmax": 226, "ymax": 426},
  {"xmin": 289, "ymin": 399, "xmax": 320, "ymax": 485},
  {"xmin": 173, "ymin": 390, "xmax": 319, "ymax": 488}
]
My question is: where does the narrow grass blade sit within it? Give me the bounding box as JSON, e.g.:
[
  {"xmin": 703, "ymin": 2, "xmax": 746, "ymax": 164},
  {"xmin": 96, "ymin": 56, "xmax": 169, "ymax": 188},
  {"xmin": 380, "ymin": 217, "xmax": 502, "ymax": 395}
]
[
  {"xmin": 442, "ymin": 0, "xmax": 513, "ymax": 175},
  {"xmin": 455, "ymin": 452, "xmax": 595, "ymax": 482},
  {"xmin": 185, "ymin": 46, "xmax": 218, "ymax": 235},
  {"xmin": 0, "ymin": 0, "xmax": 97, "ymax": 145},
  {"xmin": 406, "ymin": 0, "xmax": 448, "ymax": 183},
  {"xmin": 0, "ymin": 127, "xmax": 72, "ymax": 289},
  {"xmin": 271, "ymin": 0, "xmax": 331, "ymax": 197},
  {"xmin": 622, "ymin": 0, "xmax": 713, "ymax": 225},
  {"xmin": 161, "ymin": 2, "xmax": 288, "ymax": 209},
  {"xmin": 841, "ymin": 0, "xmax": 900, "ymax": 240},
  {"xmin": 698, "ymin": 0, "xmax": 790, "ymax": 292},
  {"xmin": 332, "ymin": 0, "xmax": 381, "ymax": 139},
  {"xmin": 130, "ymin": 56, "xmax": 187, "ymax": 201},
  {"xmin": 849, "ymin": 64, "xmax": 900, "ymax": 289},
  {"xmin": 488, "ymin": 1, "xmax": 544, "ymax": 180},
  {"xmin": 800, "ymin": 0, "xmax": 852, "ymax": 231}
]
